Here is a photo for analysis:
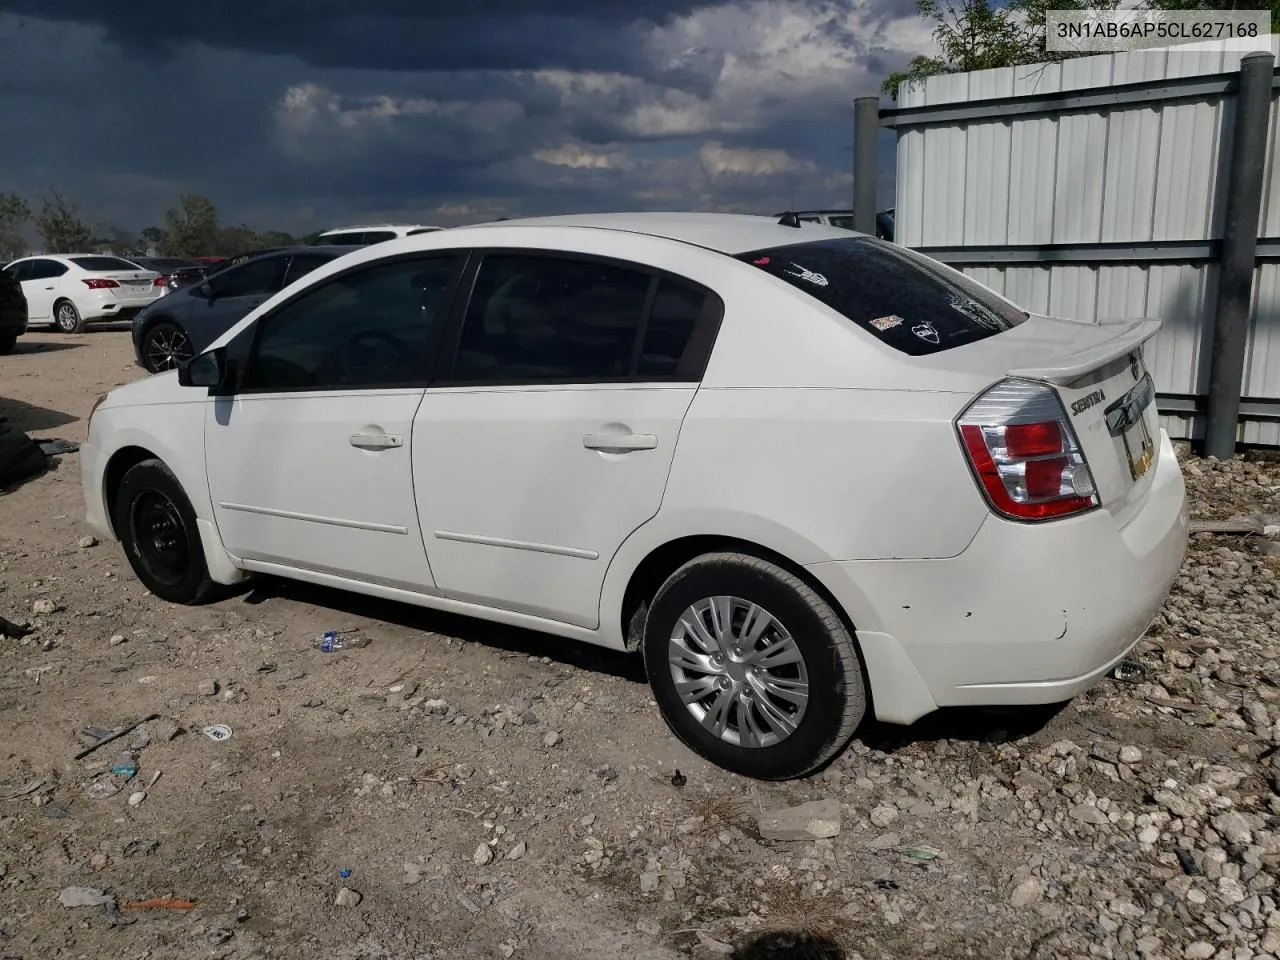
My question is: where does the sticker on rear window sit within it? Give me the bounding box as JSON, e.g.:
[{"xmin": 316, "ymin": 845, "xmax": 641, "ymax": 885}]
[
  {"xmin": 783, "ymin": 263, "xmax": 828, "ymax": 287},
  {"xmin": 911, "ymin": 321, "xmax": 940, "ymax": 344},
  {"xmin": 869, "ymin": 314, "xmax": 904, "ymax": 332}
]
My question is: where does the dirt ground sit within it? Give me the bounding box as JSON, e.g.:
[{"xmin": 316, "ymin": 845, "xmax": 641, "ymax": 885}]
[{"xmin": 2, "ymin": 325, "xmax": 1278, "ymax": 960}]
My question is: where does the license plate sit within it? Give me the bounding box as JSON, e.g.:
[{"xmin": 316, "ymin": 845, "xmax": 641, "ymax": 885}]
[
  {"xmin": 1122, "ymin": 416, "xmax": 1155, "ymax": 480},
  {"xmin": 1105, "ymin": 369, "xmax": 1156, "ymax": 481}
]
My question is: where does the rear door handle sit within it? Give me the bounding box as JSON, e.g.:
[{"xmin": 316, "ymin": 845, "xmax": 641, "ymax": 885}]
[
  {"xmin": 583, "ymin": 433, "xmax": 658, "ymax": 452},
  {"xmin": 349, "ymin": 432, "xmax": 403, "ymax": 450}
]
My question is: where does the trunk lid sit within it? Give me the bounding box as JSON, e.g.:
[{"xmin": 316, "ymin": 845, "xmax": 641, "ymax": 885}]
[{"xmin": 933, "ymin": 314, "xmax": 1164, "ymax": 525}]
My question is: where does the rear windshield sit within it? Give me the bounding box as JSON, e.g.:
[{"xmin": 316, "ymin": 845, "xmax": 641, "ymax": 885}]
[
  {"xmin": 736, "ymin": 237, "xmax": 1028, "ymax": 356},
  {"xmin": 68, "ymin": 256, "xmax": 142, "ymax": 272}
]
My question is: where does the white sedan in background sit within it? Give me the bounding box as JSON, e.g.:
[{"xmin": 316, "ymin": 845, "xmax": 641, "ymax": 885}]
[
  {"xmin": 79, "ymin": 213, "xmax": 1188, "ymax": 780},
  {"xmin": 2, "ymin": 254, "xmax": 164, "ymax": 333}
]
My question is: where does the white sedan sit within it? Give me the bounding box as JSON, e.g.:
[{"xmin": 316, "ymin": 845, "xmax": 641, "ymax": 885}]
[
  {"xmin": 79, "ymin": 213, "xmax": 1188, "ymax": 780},
  {"xmin": 2, "ymin": 254, "xmax": 164, "ymax": 333}
]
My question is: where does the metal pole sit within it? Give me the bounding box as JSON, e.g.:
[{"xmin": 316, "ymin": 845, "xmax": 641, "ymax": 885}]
[
  {"xmin": 1204, "ymin": 51, "xmax": 1275, "ymax": 459},
  {"xmin": 853, "ymin": 96, "xmax": 879, "ymax": 234}
]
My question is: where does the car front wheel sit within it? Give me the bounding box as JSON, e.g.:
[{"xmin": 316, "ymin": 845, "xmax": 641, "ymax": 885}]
[
  {"xmin": 113, "ymin": 458, "xmax": 222, "ymax": 605},
  {"xmin": 643, "ymin": 552, "xmax": 867, "ymax": 781},
  {"xmin": 142, "ymin": 320, "xmax": 194, "ymax": 373}
]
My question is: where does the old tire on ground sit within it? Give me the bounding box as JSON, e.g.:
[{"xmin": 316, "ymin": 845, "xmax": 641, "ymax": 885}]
[
  {"xmin": 113, "ymin": 458, "xmax": 222, "ymax": 605},
  {"xmin": 53, "ymin": 299, "xmax": 86, "ymax": 333},
  {"xmin": 643, "ymin": 552, "xmax": 866, "ymax": 781},
  {"xmin": 141, "ymin": 320, "xmax": 194, "ymax": 373}
]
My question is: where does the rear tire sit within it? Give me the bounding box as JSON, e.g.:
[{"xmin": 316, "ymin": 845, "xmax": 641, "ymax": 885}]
[
  {"xmin": 0, "ymin": 333, "xmax": 16, "ymax": 355},
  {"xmin": 643, "ymin": 552, "xmax": 866, "ymax": 781},
  {"xmin": 53, "ymin": 300, "xmax": 86, "ymax": 334},
  {"xmin": 141, "ymin": 320, "xmax": 193, "ymax": 373},
  {"xmin": 113, "ymin": 458, "xmax": 222, "ymax": 605}
]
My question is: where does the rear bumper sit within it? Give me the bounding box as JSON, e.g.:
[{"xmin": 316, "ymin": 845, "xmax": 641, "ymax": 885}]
[{"xmin": 807, "ymin": 429, "xmax": 1188, "ymax": 724}]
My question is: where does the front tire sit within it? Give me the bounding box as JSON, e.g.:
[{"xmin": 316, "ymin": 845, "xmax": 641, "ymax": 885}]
[
  {"xmin": 53, "ymin": 300, "xmax": 86, "ymax": 333},
  {"xmin": 643, "ymin": 552, "xmax": 866, "ymax": 781},
  {"xmin": 114, "ymin": 458, "xmax": 222, "ymax": 605},
  {"xmin": 141, "ymin": 320, "xmax": 193, "ymax": 373}
]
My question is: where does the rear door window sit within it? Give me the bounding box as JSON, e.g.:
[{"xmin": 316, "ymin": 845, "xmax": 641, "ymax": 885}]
[
  {"xmin": 737, "ymin": 237, "xmax": 1028, "ymax": 356},
  {"xmin": 211, "ymin": 256, "xmax": 287, "ymax": 298},
  {"xmin": 67, "ymin": 256, "xmax": 141, "ymax": 272},
  {"xmin": 28, "ymin": 259, "xmax": 69, "ymax": 280}
]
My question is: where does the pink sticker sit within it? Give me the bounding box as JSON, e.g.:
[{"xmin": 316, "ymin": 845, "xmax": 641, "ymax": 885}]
[{"xmin": 753, "ymin": 257, "xmax": 770, "ymax": 265}]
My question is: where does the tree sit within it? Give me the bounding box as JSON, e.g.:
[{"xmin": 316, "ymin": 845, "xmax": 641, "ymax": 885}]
[
  {"xmin": 215, "ymin": 225, "xmax": 260, "ymax": 257},
  {"xmin": 140, "ymin": 226, "xmax": 164, "ymax": 246},
  {"xmin": 161, "ymin": 193, "xmax": 220, "ymax": 257},
  {"xmin": 35, "ymin": 191, "xmax": 93, "ymax": 253},
  {"xmin": 883, "ymin": 0, "xmax": 1118, "ymax": 99},
  {"xmin": 255, "ymin": 229, "xmax": 298, "ymax": 249},
  {"xmin": 0, "ymin": 193, "xmax": 30, "ymax": 261}
]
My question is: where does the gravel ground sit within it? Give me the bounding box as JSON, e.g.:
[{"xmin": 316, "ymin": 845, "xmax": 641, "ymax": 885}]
[{"xmin": 1, "ymin": 327, "xmax": 1279, "ymax": 960}]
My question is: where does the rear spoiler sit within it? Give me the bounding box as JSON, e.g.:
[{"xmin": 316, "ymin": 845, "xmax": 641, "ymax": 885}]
[{"xmin": 1007, "ymin": 318, "xmax": 1162, "ymax": 385}]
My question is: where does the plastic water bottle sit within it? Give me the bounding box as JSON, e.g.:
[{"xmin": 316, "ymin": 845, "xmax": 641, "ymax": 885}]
[{"xmin": 314, "ymin": 630, "xmax": 370, "ymax": 652}]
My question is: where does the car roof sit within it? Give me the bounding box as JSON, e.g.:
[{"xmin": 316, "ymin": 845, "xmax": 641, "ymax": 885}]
[
  {"xmin": 449, "ymin": 212, "xmax": 868, "ymax": 256},
  {"xmin": 319, "ymin": 224, "xmax": 437, "ymax": 233}
]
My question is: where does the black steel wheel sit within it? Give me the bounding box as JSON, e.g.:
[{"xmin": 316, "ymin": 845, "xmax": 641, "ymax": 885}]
[{"xmin": 113, "ymin": 458, "xmax": 222, "ymax": 605}]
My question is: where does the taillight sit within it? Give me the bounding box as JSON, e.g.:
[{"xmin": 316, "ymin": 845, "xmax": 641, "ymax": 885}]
[
  {"xmin": 153, "ymin": 276, "xmax": 167, "ymax": 287},
  {"xmin": 957, "ymin": 379, "xmax": 1097, "ymax": 521},
  {"xmin": 82, "ymin": 278, "xmax": 119, "ymax": 289}
]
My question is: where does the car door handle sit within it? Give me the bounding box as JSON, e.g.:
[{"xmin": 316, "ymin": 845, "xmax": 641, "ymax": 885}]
[
  {"xmin": 349, "ymin": 432, "xmax": 403, "ymax": 450},
  {"xmin": 583, "ymin": 433, "xmax": 658, "ymax": 452}
]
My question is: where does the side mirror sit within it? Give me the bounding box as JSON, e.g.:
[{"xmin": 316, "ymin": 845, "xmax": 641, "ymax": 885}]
[
  {"xmin": 178, "ymin": 348, "xmax": 227, "ymax": 390},
  {"xmin": 197, "ymin": 281, "xmax": 214, "ymax": 300}
]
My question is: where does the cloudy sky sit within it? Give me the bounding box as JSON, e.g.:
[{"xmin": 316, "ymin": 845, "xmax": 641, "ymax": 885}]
[{"xmin": 0, "ymin": 1, "xmax": 933, "ymax": 235}]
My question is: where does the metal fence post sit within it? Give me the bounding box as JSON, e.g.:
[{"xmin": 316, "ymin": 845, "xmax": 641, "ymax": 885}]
[
  {"xmin": 1204, "ymin": 51, "xmax": 1275, "ymax": 459},
  {"xmin": 853, "ymin": 97, "xmax": 879, "ymax": 235}
]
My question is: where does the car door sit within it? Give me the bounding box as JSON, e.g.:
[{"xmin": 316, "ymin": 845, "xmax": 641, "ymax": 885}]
[
  {"xmin": 412, "ymin": 252, "xmax": 723, "ymax": 628},
  {"xmin": 203, "ymin": 253, "xmax": 464, "ymax": 591},
  {"xmin": 19, "ymin": 259, "xmax": 67, "ymax": 321},
  {"xmin": 186, "ymin": 255, "xmax": 288, "ymax": 353}
]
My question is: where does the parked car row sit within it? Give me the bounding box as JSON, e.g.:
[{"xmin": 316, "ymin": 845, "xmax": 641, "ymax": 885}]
[{"xmin": 79, "ymin": 211, "xmax": 1188, "ymax": 780}]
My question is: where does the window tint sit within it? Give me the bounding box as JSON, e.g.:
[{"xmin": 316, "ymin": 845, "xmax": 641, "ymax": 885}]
[
  {"xmin": 737, "ymin": 237, "xmax": 1028, "ymax": 357},
  {"xmin": 315, "ymin": 232, "xmax": 361, "ymax": 246},
  {"xmin": 361, "ymin": 231, "xmax": 397, "ymax": 244},
  {"xmin": 827, "ymin": 215, "xmax": 855, "ymax": 230},
  {"xmin": 454, "ymin": 255, "xmax": 653, "ymax": 383},
  {"xmin": 637, "ymin": 279, "xmax": 706, "ymax": 378},
  {"xmin": 28, "ymin": 259, "xmax": 69, "ymax": 280},
  {"xmin": 244, "ymin": 256, "xmax": 457, "ymax": 391},
  {"xmin": 283, "ymin": 253, "xmax": 334, "ymax": 287},
  {"xmin": 2, "ymin": 262, "xmax": 25, "ymax": 281},
  {"xmin": 68, "ymin": 256, "xmax": 140, "ymax": 271},
  {"xmin": 210, "ymin": 256, "xmax": 286, "ymax": 298}
]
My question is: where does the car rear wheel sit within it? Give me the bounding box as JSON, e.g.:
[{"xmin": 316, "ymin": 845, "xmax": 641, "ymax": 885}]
[
  {"xmin": 0, "ymin": 333, "xmax": 16, "ymax": 355},
  {"xmin": 142, "ymin": 320, "xmax": 194, "ymax": 373},
  {"xmin": 53, "ymin": 300, "xmax": 86, "ymax": 334},
  {"xmin": 113, "ymin": 458, "xmax": 222, "ymax": 605},
  {"xmin": 643, "ymin": 552, "xmax": 867, "ymax": 781}
]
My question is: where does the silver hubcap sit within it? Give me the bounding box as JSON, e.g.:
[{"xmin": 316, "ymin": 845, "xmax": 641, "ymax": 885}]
[
  {"xmin": 146, "ymin": 327, "xmax": 191, "ymax": 371},
  {"xmin": 668, "ymin": 596, "xmax": 809, "ymax": 749},
  {"xmin": 57, "ymin": 305, "xmax": 77, "ymax": 329}
]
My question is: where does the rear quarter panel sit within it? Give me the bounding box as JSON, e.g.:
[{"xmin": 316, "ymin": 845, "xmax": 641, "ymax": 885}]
[{"xmin": 660, "ymin": 386, "xmax": 988, "ymax": 563}]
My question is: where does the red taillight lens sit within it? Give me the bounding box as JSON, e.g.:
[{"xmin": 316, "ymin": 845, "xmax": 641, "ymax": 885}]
[
  {"xmin": 82, "ymin": 278, "xmax": 119, "ymax": 289},
  {"xmin": 153, "ymin": 276, "xmax": 167, "ymax": 287},
  {"xmin": 957, "ymin": 380, "xmax": 1098, "ymax": 522},
  {"xmin": 1004, "ymin": 421, "xmax": 1062, "ymax": 458}
]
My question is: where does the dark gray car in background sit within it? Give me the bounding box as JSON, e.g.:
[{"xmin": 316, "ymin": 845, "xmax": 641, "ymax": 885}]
[{"xmin": 131, "ymin": 245, "xmax": 358, "ymax": 372}]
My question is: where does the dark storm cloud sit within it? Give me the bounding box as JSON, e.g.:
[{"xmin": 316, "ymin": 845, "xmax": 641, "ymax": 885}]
[
  {"xmin": 0, "ymin": 1, "xmax": 927, "ymax": 234},
  {"xmin": 0, "ymin": 0, "xmax": 708, "ymax": 73}
]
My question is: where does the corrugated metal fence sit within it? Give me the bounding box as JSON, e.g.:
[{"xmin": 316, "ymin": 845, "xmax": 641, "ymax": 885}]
[{"xmin": 880, "ymin": 39, "xmax": 1280, "ymax": 445}]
